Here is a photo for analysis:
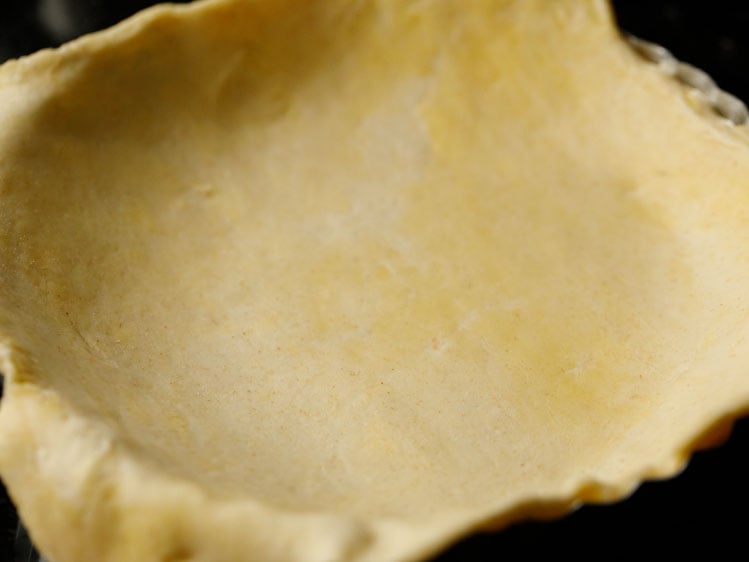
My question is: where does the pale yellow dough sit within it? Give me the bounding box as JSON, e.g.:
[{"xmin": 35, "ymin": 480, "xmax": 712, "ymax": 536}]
[{"xmin": 2, "ymin": 0, "xmax": 749, "ymax": 560}]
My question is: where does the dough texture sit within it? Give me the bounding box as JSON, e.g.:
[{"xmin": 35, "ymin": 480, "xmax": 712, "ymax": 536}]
[{"xmin": 1, "ymin": 0, "xmax": 749, "ymax": 560}]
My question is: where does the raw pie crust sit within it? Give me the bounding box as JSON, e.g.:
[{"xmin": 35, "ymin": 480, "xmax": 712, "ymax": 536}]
[{"xmin": 1, "ymin": 0, "xmax": 749, "ymax": 561}]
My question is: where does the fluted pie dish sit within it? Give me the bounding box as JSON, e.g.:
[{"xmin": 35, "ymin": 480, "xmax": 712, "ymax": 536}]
[{"xmin": 1, "ymin": 1, "xmax": 749, "ymax": 561}]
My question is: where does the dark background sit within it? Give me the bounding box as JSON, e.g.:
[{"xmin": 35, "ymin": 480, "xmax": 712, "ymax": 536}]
[{"xmin": 1, "ymin": 1, "xmax": 748, "ymax": 560}]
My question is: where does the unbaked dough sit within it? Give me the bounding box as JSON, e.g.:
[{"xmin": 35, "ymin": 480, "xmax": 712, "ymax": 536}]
[{"xmin": 1, "ymin": 1, "xmax": 749, "ymax": 561}]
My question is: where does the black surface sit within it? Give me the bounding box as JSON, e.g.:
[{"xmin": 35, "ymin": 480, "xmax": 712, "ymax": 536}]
[{"xmin": 1, "ymin": 1, "xmax": 748, "ymax": 561}]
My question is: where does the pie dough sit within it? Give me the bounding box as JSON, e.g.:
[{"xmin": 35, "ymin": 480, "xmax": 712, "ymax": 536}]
[{"xmin": 1, "ymin": 0, "xmax": 749, "ymax": 561}]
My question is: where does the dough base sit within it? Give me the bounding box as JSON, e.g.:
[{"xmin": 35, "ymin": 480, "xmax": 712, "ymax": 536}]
[{"xmin": 1, "ymin": 1, "xmax": 749, "ymax": 560}]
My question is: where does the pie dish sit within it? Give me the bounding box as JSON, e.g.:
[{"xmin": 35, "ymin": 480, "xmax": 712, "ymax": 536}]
[{"xmin": 1, "ymin": 1, "xmax": 749, "ymax": 561}]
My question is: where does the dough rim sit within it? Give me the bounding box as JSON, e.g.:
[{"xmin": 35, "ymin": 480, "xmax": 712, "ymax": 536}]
[{"xmin": 4, "ymin": 342, "xmax": 749, "ymax": 561}]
